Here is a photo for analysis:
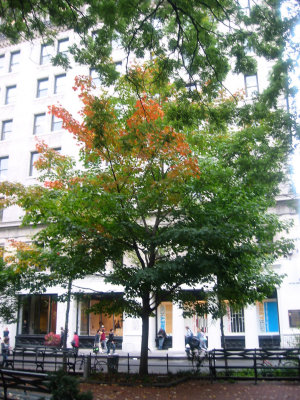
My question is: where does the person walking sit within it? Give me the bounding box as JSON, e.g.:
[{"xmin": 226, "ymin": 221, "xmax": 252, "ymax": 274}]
[
  {"xmin": 60, "ymin": 327, "xmax": 65, "ymax": 348},
  {"xmin": 94, "ymin": 329, "xmax": 100, "ymax": 353},
  {"xmin": 100, "ymin": 328, "xmax": 106, "ymax": 353},
  {"xmin": 71, "ymin": 332, "xmax": 79, "ymax": 355},
  {"xmin": 107, "ymin": 329, "xmax": 116, "ymax": 354},
  {"xmin": 197, "ymin": 328, "xmax": 208, "ymax": 350},
  {"xmin": 1, "ymin": 337, "xmax": 10, "ymax": 367},
  {"xmin": 185, "ymin": 326, "xmax": 193, "ymax": 345}
]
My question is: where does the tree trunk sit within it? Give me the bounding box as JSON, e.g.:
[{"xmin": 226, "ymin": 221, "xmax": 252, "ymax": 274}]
[
  {"xmin": 220, "ymin": 315, "xmax": 225, "ymax": 349},
  {"xmin": 64, "ymin": 279, "xmax": 72, "ymax": 349},
  {"xmin": 139, "ymin": 313, "xmax": 149, "ymax": 375},
  {"xmin": 220, "ymin": 314, "xmax": 228, "ymax": 373},
  {"xmin": 63, "ymin": 279, "xmax": 72, "ymax": 371}
]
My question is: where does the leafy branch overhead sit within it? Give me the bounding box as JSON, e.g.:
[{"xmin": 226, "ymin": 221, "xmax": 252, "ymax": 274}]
[{"xmin": 1, "ymin": 0, "xmax": 299, "ymax": 99}]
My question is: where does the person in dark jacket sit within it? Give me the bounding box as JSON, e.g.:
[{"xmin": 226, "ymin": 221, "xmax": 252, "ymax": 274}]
[
  {"xmin": 157, "ymin": 328, "xmax": 166, "ymax": 350},
  {"xmin": 107, "ymin": 329, "xmax": 116, "ymax": 354}
]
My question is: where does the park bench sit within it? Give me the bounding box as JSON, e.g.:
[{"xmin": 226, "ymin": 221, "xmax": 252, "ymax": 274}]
[
  {"xmin": 1, "ymin": 347, "xmax": 82, "ymax": 373},
  {"xmin": 0, "ymin": 369, "xmax": 51, "ymax": 400}
]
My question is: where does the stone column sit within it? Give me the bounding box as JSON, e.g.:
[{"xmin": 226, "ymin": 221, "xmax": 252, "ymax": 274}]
[
  {"xmin": 171, "ymin": 304, "xmax": 185, "ymax": 351},
  {"xmin": 244, "ymin": 304, "xmax": 259, "ymax": 348}
]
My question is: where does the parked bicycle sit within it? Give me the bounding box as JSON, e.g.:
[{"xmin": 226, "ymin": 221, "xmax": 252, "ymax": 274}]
[{"xmin": 256, "ymin": 354, "xmax": 298, "ymax": 377}]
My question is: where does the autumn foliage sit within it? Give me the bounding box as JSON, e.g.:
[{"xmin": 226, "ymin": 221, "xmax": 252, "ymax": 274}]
[{"xmin": 46, "ymin": 64, "xmax": 200, "ymax": 203}]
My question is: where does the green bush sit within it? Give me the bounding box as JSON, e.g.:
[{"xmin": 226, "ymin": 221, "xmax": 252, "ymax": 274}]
[{"xmin": 47, "ymin": 369, "xmax": 93, "ymax": 400}]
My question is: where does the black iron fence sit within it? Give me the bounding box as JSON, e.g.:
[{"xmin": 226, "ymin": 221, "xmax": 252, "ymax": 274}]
[{"xmin": 1, "ymin": 347, "xmax": 300, "ymax": 382}]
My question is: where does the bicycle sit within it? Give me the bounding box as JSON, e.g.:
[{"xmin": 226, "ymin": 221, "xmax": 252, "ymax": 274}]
[
  {"xmin": 91, "ymin": 356, "xmax": 107, "ymax": 373},
  {"xmin": 256, "ymin": 355, "xmax": 298, "ymax": 377}
]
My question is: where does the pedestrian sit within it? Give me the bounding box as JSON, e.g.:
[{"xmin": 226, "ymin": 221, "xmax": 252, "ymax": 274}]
[
  {"xmin": 1, "ymin": 337, "xmax": 10, "ymax": 367},
  {"xmin": 197, "ymin": 328, "xmax": 208, "ymax": 350},
  {"xmin": 107, "ymin": 329, "xmax": 116, "ymax": 354},
  {"xmin": 185, "ymin": 326, "xmax": 193, "ymax": 345},
  {"xmin": 3, "ymin": 327, "xmax": 9, "ymax": 345},
  {"xmin": 60, "ymin": 327, "xmax": 65, "ymax": 348},
  {"xmin": 71, "ymin": 332, "xmax": 79, "ymax": 355},
  {"xmin": 94, "ymin": 329, "xmax": 100, "ymax": 354},
  {"xmin": 100, "ymin": 328, "xmax": 106, "ymax": 353},
  {"xmin": 157, "ymin": 327, "xmax": 166, "ymax": 350}
]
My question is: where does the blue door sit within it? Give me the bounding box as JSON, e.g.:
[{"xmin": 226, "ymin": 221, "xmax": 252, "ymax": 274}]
[{"xmin": 264, "ymin": 302, "xmax": 279, "ymax": 332}]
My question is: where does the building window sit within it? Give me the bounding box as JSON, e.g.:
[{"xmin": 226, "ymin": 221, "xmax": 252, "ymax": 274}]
[
  {"xmin": 5, "ymin": 85, "xmax": 17, "ymax": 104},
  {"xmin": 9, "ymin": 50, "xmax": 20, "ymax": 72},
  {"xmin": 230, "ymin": 307, "xmax": 245, "ymax": 333},
  {"xmin": 157, "ymin": 302, "xmax": 173, "ymax": 335},
  {"xmin": 257, "ymin": 300, "xmax": 279, "ymax": 333},
  {"xmin": 37, "ymin": 78, "xmax": 48, "ymax": 98},
  {"xmin": 20, "ymin": 294, "xmax": 57, "ymax": 334},
  {"xmin": 57, "ymin": 38, "xmax": 69, "ymax": 55},
  {"xmin": 239, "ymin": 0, "xmax": 252, "ymax": 15},
  {"xmin": 245, "ymin": 74, "xmax": 259, "ymax": 97},
  {"xmin": 51, "ymin": 115, "xmax": 63, "ymax": 131},
  {"xmin": 1, "ymin": 120, "xmax": 13, "ymax": 140},
  {"xmin": 79, "ymin": 296, "xmax": 123, "ymax": 337},
  {"xmin": 0, "ymin": 55, "xmax": 5, "ymax": 71},
  {"xmin": 29, "ymin": 152, "xmax": 40, "ymax": 176},
  {"xmin": 115, "ymin": 61, "xmax": 122, "ymax": 74},
  {"xmin": 33, "ymin": 113, "xmax": 46, "ymax": 135},
  {"xmin": 40, "ymin": 43, "xmax": 52, "ymax": 65},
  {"xmin": 288, "ymin": 310, "xmax": 300, "ymax": 328},
  {"xmin": 90, "ymin": 68, "xmax": 101, "ymax": 87},
  {"xmin": 0, "ymin": 157, "xmax": 8, "ymax": 180},
  {"xmin": 54, "ymin": 74, "xmax": 66, "ymax": 94}
]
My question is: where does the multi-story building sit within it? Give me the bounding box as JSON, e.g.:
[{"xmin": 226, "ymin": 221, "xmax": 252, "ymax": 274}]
[{"xmin": 0, "ymin": 25, "xmax": 299, "ymax": 352}]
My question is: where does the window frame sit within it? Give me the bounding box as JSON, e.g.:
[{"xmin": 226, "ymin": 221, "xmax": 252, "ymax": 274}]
[
  {"xmin": 1, "ymin": 120, "xmax": 13, "ymax": 140},
  {"xmin": 36, "ymin": 78, "xmax": 49, "ymax": 98},
  {"xmin": 0, "ymin": 157, "xmax": 9, "ymax": 180},
  {"xmin": 51, "ymin": 115, "xmax": 63, "ymax": 131},
  {"xmin": 5, "ymin": 85, "xmax": 17, "ymax": 104},
  {"xmin": 9, "ymin": 50, "xmax": 20, "ymax": 72},
  {"xmin": 0, "ymin": 54, "xmax": 5, "ymax": 72},
  {"xmin": 230, "ymin": 307, "xmax": 245, "ymax": 333},
  {"xmin": 244, "ymin": 74, "xmax": 259, "ymax": 97},
  {"xmin": 57, "ymin": 38, "xmax": 69, "ymax": 55},
  {"xmin": 29, "ymin": 151, "xmax": 40, "ymax": 177},
  {"xmin": 54, "ymin": 73, "xmax": 66, "ymax": 94},
  {"xmin": 288, "ymin": 310, "xmax": 300, "ymax": 328},
  {"xmin": 33, "ymin": 113, "xmax": 46, "ymax": 135},
  {"xmin": 89, "ymin": 68, "xmax": 101, "ymax": 87},
  {"xmin": 40, "ymin": 43, "xmax": 52, "ymax": 65}
]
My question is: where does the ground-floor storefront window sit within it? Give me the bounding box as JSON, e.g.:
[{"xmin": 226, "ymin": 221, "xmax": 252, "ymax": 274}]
[
  {"xmin": 257, "ymin": 300, "xmax": 279, "ymax": 333},
  {"xmin": 78, "ymin": 296, "xmax": 123, "ymax": 337},
  {"xmin": 157, "ymin": 302, "xmax": 173, "ymax": 335},
  {"xmin": 18, "ymin": 294, "xmax": 57, "ymax": 335}
]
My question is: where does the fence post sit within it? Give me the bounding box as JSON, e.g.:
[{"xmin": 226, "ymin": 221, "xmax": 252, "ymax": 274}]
[
  {"xmin": 83, "ymin": 355, "xmax": 91, "ymax": 379},
  {"xmin": 254, "ymin": 349, "xmax": 257, "ymax": 385},
  {"xmin": 127, "ymin": 353, "xmax": 130, "ymax": 374},
  {"xmin": 166, "ymin": 353, "xmax": 169, "ymax": 374}
]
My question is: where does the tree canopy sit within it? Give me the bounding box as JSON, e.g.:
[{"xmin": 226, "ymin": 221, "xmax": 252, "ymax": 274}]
[{"xmin": 1, "ymin": 0, "xmax": 299, "ymax": 96}]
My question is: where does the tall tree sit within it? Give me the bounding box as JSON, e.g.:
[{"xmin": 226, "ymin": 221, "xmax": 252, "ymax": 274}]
[{"xmin": 0, "ymin": 59, "xmax": 297, "ymax": 372}]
